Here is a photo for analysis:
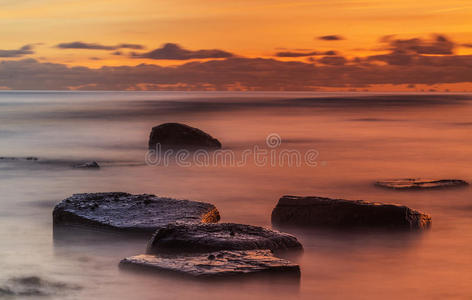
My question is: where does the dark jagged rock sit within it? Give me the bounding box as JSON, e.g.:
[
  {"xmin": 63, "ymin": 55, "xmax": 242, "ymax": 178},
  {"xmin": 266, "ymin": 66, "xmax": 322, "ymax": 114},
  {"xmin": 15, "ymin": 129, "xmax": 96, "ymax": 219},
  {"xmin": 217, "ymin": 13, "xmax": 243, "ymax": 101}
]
[
  {"xmin": 53, "ymin": 192, "xmax": 220, "ymax": 234},
  {"xmin": 375, "ymin": 178, "xmax": 469, "ymax": 190},
  {"xmin": 120, "ymin": 250, "xmax": 300, "ymax": 279},
  {"xmin": 146, "ymin": 223, "xmax": 302, "ymax": 254},
  {"xmin": 271, "ymin": 195, "xmax": 431, "ymax": 230},
  {"xmin": 148, "ymin": 123, "xmax": 221, "ymax": 150},
  {"xmin": 73, "ymin": 161, "xmax": 100, "ymax": 169}
]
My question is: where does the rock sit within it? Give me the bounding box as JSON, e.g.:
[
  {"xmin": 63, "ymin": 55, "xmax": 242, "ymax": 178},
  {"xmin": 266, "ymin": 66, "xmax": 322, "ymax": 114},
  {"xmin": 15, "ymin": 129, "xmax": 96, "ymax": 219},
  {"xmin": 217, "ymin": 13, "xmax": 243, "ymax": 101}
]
[
  {"xmin": 53, "ymin": 192, "xmax": 220, "ymax": 234},
  {"xmin": 0, "ymin": 156, "xmax": 38, "ymax": 161},
  {"xmin": 119, "ymin": 250, "xmax": 300, "ymax": 279},
  {"xmin": 0, "ymin": 276, "xmax": 81, "ymax": 297},
  {"xmin": 148, "ymin": 123, "xmax": 221, "ymax": 150},
  {"xmin": 271, "ymin": 195, "xmax": 431, "ymax": 230},
  {"xmin": 73, "ymin": 161, "xmax": 100, "ymax": 169},
  {"xmin": 375, "ymin": 178, "xmax": 469, "ymax": 190},
  {"xmin": 146, "ymin": 223, "xmax": 302, "ymax": 254}
]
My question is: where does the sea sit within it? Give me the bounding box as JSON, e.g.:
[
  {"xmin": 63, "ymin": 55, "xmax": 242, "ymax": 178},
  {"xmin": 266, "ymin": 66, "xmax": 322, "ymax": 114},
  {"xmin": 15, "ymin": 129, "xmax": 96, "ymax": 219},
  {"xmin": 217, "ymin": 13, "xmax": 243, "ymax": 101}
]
[{"xmin": 0, "ymin": 91, "xmax": 471, "ymax": 299}]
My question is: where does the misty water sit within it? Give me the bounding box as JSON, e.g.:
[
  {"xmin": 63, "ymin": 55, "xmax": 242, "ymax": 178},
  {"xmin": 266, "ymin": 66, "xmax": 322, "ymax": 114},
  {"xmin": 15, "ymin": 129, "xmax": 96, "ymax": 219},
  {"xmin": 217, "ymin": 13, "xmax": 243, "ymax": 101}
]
[{"xmin": 0, "ymin": 91, "xmax": 471, "ymax": 299}]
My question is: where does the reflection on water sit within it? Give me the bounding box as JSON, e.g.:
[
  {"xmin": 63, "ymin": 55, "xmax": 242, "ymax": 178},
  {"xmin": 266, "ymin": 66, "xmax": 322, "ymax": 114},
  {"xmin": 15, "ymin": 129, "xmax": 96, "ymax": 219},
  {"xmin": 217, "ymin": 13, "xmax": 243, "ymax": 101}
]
[{"xmin": 0, "ymin": 91, "xmax": 471, "ymax": 299}]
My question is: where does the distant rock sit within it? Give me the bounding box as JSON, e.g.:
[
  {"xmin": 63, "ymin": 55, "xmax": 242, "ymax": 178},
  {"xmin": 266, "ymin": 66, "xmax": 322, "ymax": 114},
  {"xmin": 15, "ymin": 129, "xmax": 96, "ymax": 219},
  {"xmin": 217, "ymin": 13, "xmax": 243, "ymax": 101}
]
[
  {"xmin": 73, "ymin": 161, "xmax": 100, "ymax": 169},
  {"xmin": 120, "ymin": 250, "xmax": 300, "ymax": 279},
  {"xmin": 53, "ymin": 192, "xmax": 220, "ymax": 234},
  {"xmin": 375, "ymin": 178, "xmax": 469, "ymax": 190},
  {"xmin": 146, "ymin": 223, "xmax": 302, "ymax": 254},
  {"xmin": 271, "ymin": 195, "xmax": 431, "ymax": 230},
  {"xmin": 0, "ymin": 156, "xmax": 38, "ymax": 161},
  {"xmin": 148, "ymin": 123, "xmax": 221, "ymax": 150}
]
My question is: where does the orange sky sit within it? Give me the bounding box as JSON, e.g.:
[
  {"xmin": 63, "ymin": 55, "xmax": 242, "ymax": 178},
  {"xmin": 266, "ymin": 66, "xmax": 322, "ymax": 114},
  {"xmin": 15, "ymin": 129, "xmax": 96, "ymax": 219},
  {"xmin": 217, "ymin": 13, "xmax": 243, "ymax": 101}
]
[{"xmin": 1, "ymin": 0, "xmax": 471, "ymax": 91}]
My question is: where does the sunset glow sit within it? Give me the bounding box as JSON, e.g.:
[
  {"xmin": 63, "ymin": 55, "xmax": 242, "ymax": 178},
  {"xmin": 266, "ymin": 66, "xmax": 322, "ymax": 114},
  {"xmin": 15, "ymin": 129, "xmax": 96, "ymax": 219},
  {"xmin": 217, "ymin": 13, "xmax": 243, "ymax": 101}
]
[{"xmin": 1, "ymin": 0, "xmax": 472, "ymax": 90}]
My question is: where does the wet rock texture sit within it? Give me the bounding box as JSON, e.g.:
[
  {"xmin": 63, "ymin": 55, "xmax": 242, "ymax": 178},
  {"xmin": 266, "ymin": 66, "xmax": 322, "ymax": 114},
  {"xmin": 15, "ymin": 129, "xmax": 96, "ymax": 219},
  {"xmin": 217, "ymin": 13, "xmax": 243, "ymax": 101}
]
[
  {"xmin": 146, "ymin": 223, "xmax": 302, "ymax": 254},
  {"xmin": 148, "ymin": 123, "xmax": 221, "ymax": 150},
  {"xmin": 375, "ymin": 178, "xmax": 469, "ymax": 190},
  {"xmin": 271, "ymin": 195, "xmax": 431, "ymax": 230},
  {"xmin": 53, "ymin": 192, "xmax": 220, "ymax": 233},
  {"xmin": 120, "ymin": 250, "xmax": 300, "ymax": 278}
]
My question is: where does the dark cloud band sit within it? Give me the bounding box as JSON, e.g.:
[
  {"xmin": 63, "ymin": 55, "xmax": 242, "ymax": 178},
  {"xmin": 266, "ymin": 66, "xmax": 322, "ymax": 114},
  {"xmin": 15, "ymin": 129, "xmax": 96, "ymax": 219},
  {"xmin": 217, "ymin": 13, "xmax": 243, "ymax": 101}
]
[
  {"xmin": 275, "ymin": 50, "xmax": 337, "ymax": 57},
  {"xmin": 318, "ymin": 35, "xmax": 344, "ymax": 41},
  {"xmin": 0, "ymin": 45, "xmax": 34, "ymax": 58},
  {"xmin": 131, "ymin": 43, "xmax": 233, "ymax": 60},
  {"xmin": 56, "ymin": 42, "xmax": 144, "ymax": 50}
]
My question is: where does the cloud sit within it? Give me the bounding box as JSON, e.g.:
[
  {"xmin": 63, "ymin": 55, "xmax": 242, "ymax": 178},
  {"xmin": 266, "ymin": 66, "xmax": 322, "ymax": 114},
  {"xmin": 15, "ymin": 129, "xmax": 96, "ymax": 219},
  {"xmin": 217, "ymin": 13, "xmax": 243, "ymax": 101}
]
[
  {"xmin": 0, "ymin": 34, "xmax": 471, "ymax": 91},
  {"xmin": 368, "ymin": 52, "xmax": 413, "ymax": 66},
  {"xmin": 56, "ymin": 42, "xmax": 144, "ymax": 51},
  {"xmin": 2, "ymin": 51, "xmax": 472, "ymax": 91},
  {"xmin": 462, "ymin": 43, "xmax": 472, "ymax": 48},
  {"xmin": 0, "ymin": 45, "xmax": 34, "ymax": 58},
  {"xmin": 275, "ymin": 50, "xmax": 337, "ymax": 57},
  {"xmin": 367, "ymin": 35, "xmax": 462, "ymax": 66},
  {"xmin": 131, "ymin": 43, "xmax": 233, "ymax": 60},
  {"xmin": 318, "ymin": 55, "xmax": 347, "ymax": 65},
  {"xmin": 318, "ymin": 35, "xmax": 344, "ymax": 41},
  {"xmin": 383, "ymin": 34, "xmax": 455, "ymax": 55}
]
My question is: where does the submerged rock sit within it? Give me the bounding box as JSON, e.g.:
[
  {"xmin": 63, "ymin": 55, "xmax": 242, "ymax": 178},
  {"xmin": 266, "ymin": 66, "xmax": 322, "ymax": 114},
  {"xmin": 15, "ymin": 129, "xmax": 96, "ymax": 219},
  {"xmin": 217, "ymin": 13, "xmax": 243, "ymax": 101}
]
[
  {"xmin": 120, "ymin": 250, "xmax": 300, "ymax": 279},
  {"xmin": 148, "ymin": 123, "xmax": 221, "ymax": 150},
  {"xmin": 271, "ymin": 195, "xmax": 431, "ymax": 230},
  {"xmin": 146, "ymin": 223, "xmax": 302, "ymax": 254},
  {"xmin": 53, "ymin": 192, "xmax": 220, "ymax": 234},
  {"xmin": 73, "ymin": 161, "xmax": 100, "ymax": 169},
  {"xmin": 0, "ymin": 276, "xmax": 81, "ymax": 297},
  {"xmin": 375, "ymin": 178, "xmax": 469, "ymax": 190}
]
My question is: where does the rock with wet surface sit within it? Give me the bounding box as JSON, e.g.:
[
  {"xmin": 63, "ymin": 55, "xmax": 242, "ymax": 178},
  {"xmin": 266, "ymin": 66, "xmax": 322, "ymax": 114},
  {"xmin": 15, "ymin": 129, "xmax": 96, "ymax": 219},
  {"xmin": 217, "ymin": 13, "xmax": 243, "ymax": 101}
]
[
  {"xmin": 53, "ymin": 192, "xmax": 220, "ymax": 234},
  {"xmin": 73, "ymin": 161, "xmax": 100, "ymax": 169},
  {"xmin": 120, "ymin": 250, "xmax": 300, "ymax": 278},
  {"xmin": 271, "ymin": 195, "xmax": 431, "ymax": 230},
  {"xmin": 148, "ymin": 123, "xmax": 221, "ymax": 150},
  {"xmin": 146, "ymin": 223, "xmax": 302, "ymax": 254},
  {"xmin": 375, "ymin": 178, "xmax": 469, "ymax": 190}
]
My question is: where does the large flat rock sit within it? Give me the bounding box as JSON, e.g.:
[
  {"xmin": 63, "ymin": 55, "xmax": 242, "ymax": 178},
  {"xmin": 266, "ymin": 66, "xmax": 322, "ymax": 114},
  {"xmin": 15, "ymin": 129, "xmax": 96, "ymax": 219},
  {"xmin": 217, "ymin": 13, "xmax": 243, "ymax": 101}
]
[
  {"xmin": 147, "ymin": 223, "xmax": 302, "ymax": 254},
  {"xmin": 375, "ymin": 178, "xmax": 469, "ymax": 190},
  {"xmin": 120, "ymin": 250, "xmax": 300, "ymax": 279},
  {"xmin": 271, "ymin": 195, "xmax": 431, "ymax": 230},
  {"xmin": 53, "ymin": 192, "xmax": 220, "ymax": 234}
]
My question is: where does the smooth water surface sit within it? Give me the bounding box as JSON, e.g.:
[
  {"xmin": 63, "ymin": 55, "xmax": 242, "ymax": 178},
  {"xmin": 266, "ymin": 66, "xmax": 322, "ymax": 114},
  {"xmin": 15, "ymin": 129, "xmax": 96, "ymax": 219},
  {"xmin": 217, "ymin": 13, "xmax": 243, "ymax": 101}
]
[{"xmin": 0, "ymin": 91, "xmax": 471, "ymax": 299}]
